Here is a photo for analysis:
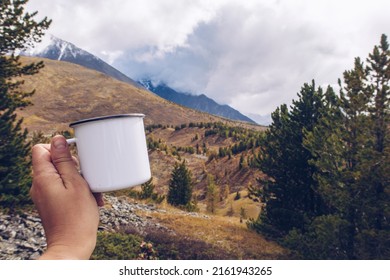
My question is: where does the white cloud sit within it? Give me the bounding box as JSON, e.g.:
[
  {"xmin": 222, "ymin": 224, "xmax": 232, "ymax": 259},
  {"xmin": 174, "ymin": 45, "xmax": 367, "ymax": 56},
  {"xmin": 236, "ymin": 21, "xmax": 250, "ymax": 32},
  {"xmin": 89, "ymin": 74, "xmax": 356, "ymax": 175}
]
[
  {"xmin": 26, "ymin": 0, "xmax": 390, "ymax": 116},
  {"xmin": 27, "ymin": 0, "xmax": 221, "ymax": 57}
]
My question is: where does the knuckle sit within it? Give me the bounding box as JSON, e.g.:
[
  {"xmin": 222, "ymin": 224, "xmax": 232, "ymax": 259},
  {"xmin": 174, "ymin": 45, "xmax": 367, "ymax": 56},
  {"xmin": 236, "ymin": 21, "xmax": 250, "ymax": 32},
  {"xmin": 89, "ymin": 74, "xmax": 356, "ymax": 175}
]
[{"xmin": 52, "ymin": 155, "xmax": 74, "ymax": 166}]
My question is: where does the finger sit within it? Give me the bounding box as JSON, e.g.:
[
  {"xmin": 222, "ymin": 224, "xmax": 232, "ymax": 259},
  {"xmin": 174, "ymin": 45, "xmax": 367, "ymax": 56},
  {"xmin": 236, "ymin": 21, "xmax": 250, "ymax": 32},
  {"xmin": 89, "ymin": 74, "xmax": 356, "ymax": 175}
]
[
  {"xmin": 72, "ymin": 155, "xmax": 80, "ymax": 169},
  {"xmin": 31, "ymin": 144, "xmax": 53, "ymax": 176},
  {"xmin": 50, "ymin": 135, "xmax": 79, "ymax": 178},
  {"xmin": 93, "ymin": 193, "xmax": 105, "ymax": 207},
  {"xmin": 30, "ymin": 143, "xmax": 67, "ymax": 204}
]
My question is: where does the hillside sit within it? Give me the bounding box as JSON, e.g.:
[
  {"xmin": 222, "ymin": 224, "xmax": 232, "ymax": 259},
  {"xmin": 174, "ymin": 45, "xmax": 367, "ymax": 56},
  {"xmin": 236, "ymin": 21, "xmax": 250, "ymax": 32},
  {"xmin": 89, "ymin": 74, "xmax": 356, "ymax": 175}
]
[
  {"xmin": 18, "ymin": 57, "xmax": 262, "ymax": 133},
  {"xmin": 141, "ymin": 123, "xmax": 266, "ymax": 218}
]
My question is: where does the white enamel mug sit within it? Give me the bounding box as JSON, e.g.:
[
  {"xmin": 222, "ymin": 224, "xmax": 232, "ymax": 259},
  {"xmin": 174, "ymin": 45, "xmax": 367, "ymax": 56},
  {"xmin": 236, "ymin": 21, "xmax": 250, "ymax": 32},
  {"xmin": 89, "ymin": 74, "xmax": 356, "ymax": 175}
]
[{"xmin": 67, "ymin": 114, "xmax": 151, "ymax": 193}]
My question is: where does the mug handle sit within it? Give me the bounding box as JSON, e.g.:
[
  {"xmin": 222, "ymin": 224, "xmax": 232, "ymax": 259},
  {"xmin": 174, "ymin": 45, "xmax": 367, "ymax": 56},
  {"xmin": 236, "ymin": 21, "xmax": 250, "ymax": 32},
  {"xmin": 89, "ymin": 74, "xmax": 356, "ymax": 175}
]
[{"xmin": 66, "ymin": 138, "xmax": 77, "ymax": 145}]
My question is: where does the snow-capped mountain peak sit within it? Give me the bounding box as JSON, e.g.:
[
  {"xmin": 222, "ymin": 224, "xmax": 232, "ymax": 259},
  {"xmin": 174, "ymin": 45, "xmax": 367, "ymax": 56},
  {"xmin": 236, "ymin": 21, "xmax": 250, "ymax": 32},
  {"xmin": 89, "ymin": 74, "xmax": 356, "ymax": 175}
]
[
  {"xmin": 23, "ymin": 34, "xmax": 92, "ymax": 61},
  {"xmin": 20, "ymin": 34, "xmax": 140, "ymax": 88}
]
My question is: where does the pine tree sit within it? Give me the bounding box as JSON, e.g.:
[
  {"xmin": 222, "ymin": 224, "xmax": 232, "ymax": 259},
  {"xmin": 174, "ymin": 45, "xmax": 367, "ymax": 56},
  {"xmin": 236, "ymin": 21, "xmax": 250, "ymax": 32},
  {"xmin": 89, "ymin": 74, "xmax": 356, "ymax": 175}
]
[
  {"xmin": 167, "ymin": 160, "xmax": 193, "ymax": 207},
  {"xmin": 239, "ymin": 207, "xmax": 247, "ymax": 223},
  {"xmin": 140, "ymin": 177, "xmax": 155, "ymax": 199},
  {"xmin": 289, "ymin": 35, "xmax": 389, "ymax": 259},
  {"xmin": 339, "ymin": 57, "xmax": 372, "ymax": 258},
  {"xmin": 206, "ymin": 174, "xmax": 218, "ymax": 214},
  {"xmin": 303, "ymin": 83, "xmax": 355, "ymax": 259},
  {"xmin": 358, "ymin": 34, "xmax": 390, "ymax": 258},
  {"xmin": 0, "ymin": 0, "xmax": 51, "ymax": 208},
  {"xmin": 252, "ymin": 81, "xmax": 327, "ymax": 235},
  {"xmin": 367, "ymin": 34, "xmax": 390, "ymax": 154},
  {"xmin": 238, "ymin": 153, "xmax": 246, "ymax": 169}
]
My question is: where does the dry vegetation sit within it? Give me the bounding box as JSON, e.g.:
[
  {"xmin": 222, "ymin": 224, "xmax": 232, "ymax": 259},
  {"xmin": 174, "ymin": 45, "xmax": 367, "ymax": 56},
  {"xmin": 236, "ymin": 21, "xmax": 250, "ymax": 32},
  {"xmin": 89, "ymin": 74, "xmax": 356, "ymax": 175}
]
[
  {"xmin": 18, "ymin": 57, "xmax": 285, "ymax": 259},
  {"xmin": 132, "ymin": 201, "xmax": 287, "ymax": 259}
]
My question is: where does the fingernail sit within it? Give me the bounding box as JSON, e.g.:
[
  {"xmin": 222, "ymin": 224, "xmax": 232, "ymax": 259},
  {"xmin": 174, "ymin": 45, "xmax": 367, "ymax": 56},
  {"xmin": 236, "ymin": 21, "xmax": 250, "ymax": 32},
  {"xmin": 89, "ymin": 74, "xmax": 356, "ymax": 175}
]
[{"xmin": 53, "ymin": 137, "xmax": 66, "ymax": 150}]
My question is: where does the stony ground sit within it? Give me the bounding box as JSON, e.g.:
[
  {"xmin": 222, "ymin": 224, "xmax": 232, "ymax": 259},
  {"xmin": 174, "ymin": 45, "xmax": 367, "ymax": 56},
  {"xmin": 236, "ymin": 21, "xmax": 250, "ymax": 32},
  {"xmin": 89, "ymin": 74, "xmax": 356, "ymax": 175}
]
[{"xmin": 0, "ymin": 195, "xmax": 170, "ymax": 260}]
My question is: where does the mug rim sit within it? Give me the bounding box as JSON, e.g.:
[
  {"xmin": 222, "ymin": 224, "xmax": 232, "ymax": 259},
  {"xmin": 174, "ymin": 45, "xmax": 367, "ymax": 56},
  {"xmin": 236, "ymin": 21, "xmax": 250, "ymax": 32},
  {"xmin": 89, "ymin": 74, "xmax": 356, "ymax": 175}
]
[{"xmin": 69, "ymin": 113, "xmax": 145, "ymax": 127}]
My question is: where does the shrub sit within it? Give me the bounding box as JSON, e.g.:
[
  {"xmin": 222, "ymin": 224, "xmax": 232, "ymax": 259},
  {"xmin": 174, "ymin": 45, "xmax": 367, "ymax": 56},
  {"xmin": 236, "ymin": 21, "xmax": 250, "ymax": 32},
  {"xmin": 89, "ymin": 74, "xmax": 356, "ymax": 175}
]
[{"xmin": 91, "ymin": 232, "xmax": 143, "ymax": 260}]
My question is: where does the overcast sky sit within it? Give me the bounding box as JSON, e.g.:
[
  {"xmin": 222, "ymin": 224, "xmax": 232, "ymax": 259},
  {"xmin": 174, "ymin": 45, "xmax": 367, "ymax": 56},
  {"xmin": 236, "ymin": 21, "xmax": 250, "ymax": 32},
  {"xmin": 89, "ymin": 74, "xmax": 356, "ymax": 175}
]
[{"xmin": 26, "ymin": 0, "xmax": 390, "ymax": 121}]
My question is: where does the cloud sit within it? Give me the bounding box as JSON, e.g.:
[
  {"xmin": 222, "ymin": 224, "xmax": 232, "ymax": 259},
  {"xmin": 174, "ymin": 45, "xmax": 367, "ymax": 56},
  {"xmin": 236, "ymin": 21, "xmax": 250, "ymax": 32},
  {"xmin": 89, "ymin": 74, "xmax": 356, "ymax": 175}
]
[
  {"xmin": 27, "ymin": 0, "xmax": 220, "ymax": 57},
  {"xmin": 26, "ymin": 0, "xmax": 390, "ymax": 116},
  {"xmin": 113, "ymin": 1, "xmax": 350, "ymax": 114}
]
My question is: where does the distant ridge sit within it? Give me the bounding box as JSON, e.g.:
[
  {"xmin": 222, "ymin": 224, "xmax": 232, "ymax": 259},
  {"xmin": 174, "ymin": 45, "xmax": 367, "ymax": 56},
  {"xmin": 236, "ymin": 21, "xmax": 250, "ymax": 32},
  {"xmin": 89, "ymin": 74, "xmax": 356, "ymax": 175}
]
[{"xmin": 139, "ymin": 80, "xmax": 256, "ymax": 124}]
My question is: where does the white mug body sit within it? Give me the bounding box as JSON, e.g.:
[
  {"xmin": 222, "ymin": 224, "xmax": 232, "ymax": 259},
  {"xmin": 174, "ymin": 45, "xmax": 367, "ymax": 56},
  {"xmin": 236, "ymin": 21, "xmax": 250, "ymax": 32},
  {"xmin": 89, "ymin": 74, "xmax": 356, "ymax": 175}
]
[{"xmin": 69, "ymin": 114, "xmax": 151, "ymax": 192}]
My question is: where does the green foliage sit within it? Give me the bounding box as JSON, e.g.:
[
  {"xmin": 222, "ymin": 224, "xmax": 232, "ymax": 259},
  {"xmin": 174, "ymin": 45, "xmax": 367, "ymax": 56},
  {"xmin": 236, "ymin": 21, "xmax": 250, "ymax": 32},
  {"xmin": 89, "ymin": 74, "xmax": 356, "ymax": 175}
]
[
  {"xmin": 283, "ymin": 215, "xmax": 350, "ymax": 259},
  {"xmin": 238, "ymin": 153, "xmax": 248, "ymax": 170},
  {"xmin": 138, "ymin": 241, "xmax": 159, "ymax": 260},
  {"xmin": 31, "ymin": 130, "xmax": 50, "ymax": 145},
  {"xmin": 145, "ymin": 123, "xmax": 164, "ymax": 133},
  {"xmin": 0, "ymin": 0, "xmax": 50, "ymax": 209},
  {"xmin": 147, "ymin": 136, "xmax": 167, "ymax": 152},
  {"xmin": 239, "ymin": 207, "xmax": 247, "ymax": 223},
  {"xmin": 206, "ymin": 174, "xmax": 218, "ymax": 214},
  {"xmin": 91, "ymin": 232, "xmax": 143, "ymax": 260},
  {"xmin": 31, "ymin": 130, "xmax": 73, "ymax": 145},
  {"xmin": 139, "ymin": 177, "xmax": 165, "ymax": 203},
  {"xmin": 226, "ymin": 203, "xmax": 234, "ymax": 217},
  {"xmin": 150, "ymin": 121, "xmax": 263, "ymax": 160},
  {"xmin": 167, "ymin": 160, "xmax": 193, "ymax": 207},
  {"xmin": 140, "ymin": 177, "xmax": 155, "ymax": 199},
  {"xmin": 181, "ymin": 200, "xmax": 199, "ymax": 212}
]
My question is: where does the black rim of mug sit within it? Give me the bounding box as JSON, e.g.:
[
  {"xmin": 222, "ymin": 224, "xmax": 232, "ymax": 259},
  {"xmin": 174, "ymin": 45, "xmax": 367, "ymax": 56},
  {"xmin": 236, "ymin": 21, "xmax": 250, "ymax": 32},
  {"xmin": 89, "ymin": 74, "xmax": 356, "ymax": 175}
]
[{"xmin": 69, "ymin": 113, "xmax": 145, "ymax": 127}]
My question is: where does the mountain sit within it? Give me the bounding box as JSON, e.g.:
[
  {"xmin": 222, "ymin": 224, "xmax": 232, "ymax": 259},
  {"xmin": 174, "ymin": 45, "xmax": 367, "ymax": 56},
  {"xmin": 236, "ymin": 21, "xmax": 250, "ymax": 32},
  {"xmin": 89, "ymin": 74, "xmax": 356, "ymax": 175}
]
[
  {"xmin": 17, "ymin": 57, "xmax": 261, "ymax": 133},
  {"xmin": 23, "ymin": 35, "xmax": 256, "ymax": 124},
  {"xmin": 139, "ymin": 80, "xmax": 256, "ymax": 124},
  {"xmin": 21, "ymin": 34, "xmax": 140, "ymax": 88}
]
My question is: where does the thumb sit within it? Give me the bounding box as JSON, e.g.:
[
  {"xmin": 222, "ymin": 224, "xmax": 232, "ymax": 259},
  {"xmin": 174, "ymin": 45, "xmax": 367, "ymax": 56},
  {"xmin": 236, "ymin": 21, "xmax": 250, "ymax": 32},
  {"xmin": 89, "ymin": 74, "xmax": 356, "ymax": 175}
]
[{"xmin": 51, "ymin": 135, "xmax": 78, "ymax": 177}]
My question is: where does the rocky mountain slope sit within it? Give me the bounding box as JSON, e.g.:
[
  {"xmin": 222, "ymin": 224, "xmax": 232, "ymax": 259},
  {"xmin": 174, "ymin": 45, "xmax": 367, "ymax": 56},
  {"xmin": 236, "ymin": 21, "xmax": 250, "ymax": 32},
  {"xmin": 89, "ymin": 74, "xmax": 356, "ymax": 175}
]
[
  {"xmin": 0, "ymin": 196, "xmax": 194, "ymax": 260},
  {"xmin": 139, "ymin": 80, "xmax": 256, "ymax": 124}
]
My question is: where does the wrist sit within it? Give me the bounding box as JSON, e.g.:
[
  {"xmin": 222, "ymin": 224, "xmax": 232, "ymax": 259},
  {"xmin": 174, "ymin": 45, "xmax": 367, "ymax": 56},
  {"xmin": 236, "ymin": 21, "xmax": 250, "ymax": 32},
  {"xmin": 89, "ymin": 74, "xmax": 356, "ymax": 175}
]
[{"xmin": 39, "ymin": 239, "xmax": 97, "ymax": 260}]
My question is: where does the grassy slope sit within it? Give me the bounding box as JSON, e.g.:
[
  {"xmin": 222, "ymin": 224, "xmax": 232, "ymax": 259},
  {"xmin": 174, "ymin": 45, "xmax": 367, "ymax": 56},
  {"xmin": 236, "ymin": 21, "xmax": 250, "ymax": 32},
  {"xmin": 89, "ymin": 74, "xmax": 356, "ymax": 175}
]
[{"xmin": 122, "ymin": 198, "xmax": 287, "ymax": 259}]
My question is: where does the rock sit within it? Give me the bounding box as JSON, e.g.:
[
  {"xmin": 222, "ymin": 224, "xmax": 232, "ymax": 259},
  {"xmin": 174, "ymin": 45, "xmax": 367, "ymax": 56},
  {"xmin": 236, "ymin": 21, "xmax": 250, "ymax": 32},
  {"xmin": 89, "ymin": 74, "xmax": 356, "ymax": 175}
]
[
  {"xmin": 0, "ymin": 194, "xmax": 172, "ymax": 259},
  {"xmin": 30, "ymin": 252, "xmax": 41, "ymax": 260}
]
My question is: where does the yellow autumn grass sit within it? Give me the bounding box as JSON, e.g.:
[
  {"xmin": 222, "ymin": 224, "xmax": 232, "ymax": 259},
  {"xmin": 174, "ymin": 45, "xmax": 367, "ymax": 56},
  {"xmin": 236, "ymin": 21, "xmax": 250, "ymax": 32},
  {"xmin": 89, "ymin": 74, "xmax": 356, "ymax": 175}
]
[{"xmin": 136, "ymin": 202, "xmax": 288, "ymax": 259}]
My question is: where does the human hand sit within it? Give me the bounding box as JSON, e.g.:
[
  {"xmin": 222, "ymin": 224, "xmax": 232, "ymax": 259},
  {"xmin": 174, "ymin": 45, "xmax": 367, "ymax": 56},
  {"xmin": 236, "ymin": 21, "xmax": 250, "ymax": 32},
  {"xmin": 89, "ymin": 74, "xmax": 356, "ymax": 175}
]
[{"xmin": 30, "ymin": 135, "xmax": 103, "ymax": 259}]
